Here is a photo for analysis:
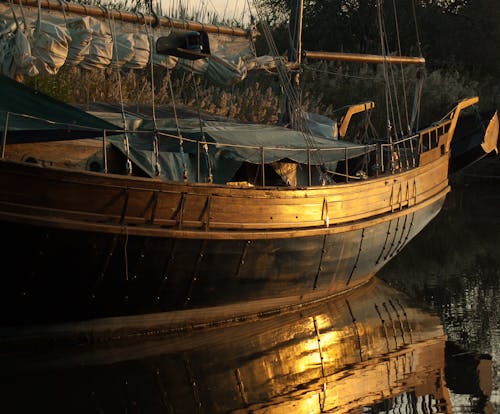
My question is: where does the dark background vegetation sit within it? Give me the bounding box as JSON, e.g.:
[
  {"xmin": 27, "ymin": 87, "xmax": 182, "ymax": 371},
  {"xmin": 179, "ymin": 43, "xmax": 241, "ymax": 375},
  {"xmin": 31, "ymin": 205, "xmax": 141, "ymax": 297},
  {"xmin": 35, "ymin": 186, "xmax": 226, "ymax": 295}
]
[{"xmin": 254, "ymin": 0, "xmax": 500, "ymax": 125}]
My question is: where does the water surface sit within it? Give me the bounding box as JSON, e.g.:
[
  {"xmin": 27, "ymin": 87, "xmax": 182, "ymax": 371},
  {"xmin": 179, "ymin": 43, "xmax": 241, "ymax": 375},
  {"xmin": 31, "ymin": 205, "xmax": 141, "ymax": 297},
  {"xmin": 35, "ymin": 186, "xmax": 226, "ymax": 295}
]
[{"xmin": 381, "ymin": 161, "xmax": 500, "ymax": 413}]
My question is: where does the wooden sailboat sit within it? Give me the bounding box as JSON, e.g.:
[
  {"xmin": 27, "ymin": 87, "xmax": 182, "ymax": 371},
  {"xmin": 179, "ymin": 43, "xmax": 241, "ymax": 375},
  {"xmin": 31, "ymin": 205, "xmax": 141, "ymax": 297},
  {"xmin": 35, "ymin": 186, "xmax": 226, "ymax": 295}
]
[{"xmin": 0, "ymin": 0, "xmax": 484, "ymax": 327}]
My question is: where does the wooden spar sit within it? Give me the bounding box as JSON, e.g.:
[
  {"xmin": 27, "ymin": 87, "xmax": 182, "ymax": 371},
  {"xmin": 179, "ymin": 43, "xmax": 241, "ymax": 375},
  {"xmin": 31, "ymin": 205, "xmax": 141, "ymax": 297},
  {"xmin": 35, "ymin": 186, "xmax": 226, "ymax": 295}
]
[
  {"xmin": 7, "ymin": 0, "xmax": 251, "ymax": 37},
  {"xmin": 303, "ymin": 50, "xmax": 425, "ymax": 65}
]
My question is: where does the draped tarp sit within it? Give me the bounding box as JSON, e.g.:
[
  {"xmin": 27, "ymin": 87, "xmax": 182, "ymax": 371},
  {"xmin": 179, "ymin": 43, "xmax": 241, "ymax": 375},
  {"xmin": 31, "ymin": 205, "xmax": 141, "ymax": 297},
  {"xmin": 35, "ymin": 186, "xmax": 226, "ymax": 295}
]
[
  {"xmin": 0, "ymin": 3, "xmax": 273, "ymax": 85},
  {"xmin": 139, "ymin": 119, "xmax": 369, "ymax": 164},
  {"xmin": 0, "ymin": 74, "xmax": 117, "ymax": 142},
  {"xmin": 106, "ymin": 118, "xmax": 374, "ymax": 183}
]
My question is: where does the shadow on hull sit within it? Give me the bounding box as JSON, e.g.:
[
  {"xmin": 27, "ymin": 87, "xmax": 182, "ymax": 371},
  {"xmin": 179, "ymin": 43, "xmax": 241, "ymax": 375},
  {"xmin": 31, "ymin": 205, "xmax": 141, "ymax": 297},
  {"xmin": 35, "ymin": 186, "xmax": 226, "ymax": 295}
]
[{"xmin": 450, "ymin": 110, "xmax": 499, "ymax": 174}]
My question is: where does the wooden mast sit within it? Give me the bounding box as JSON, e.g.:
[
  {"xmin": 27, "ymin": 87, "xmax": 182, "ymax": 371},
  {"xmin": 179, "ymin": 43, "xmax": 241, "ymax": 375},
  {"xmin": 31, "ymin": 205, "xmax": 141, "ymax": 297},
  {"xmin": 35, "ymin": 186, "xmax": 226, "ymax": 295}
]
[
  {"xmin": 288, "ymin": 0, "xmax": 304, "ymax": 65},
  {"xmin": 6, "ymin": 0, "xmax": 251, "ymax": 37},
  {"xmin": 286, "ymin": 0, "xmax": 304, "ymax": 128}
]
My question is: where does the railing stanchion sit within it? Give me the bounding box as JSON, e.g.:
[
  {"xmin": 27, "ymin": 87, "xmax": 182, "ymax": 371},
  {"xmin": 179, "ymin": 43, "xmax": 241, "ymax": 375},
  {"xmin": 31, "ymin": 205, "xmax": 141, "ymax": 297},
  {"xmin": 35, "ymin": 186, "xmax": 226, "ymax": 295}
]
[
  {"xmin": 409, "ymin": 135, "xmax": 415, "ymax": 167},
  {"xmin": 197, "ymin": 141, "xmax": 200, "ymax": 183},
  {"xmin": 365, "ymin": 145, "xmax": 369, "ymax": 177},
  {"xmin": 345, "ymin": 147, "xmax": 349, "ymax": 182},
  {"xmin": 307, "ymin": 149, "xmax": 312, "ymax": 186},
  {"xmin": 102, "ymin": 129, "xmax": 108, "ymax": 173},
  {"xmin": 390, "ymin": 143, "xmax": 394, "ymax": 173},
  {"xmin": 261, "ymin": 146, "xmax": 265, "ymax": 187},
  {"xmin": 1, "ymin": 112, "xmax": 9, "ymax": 160},
  {"xmin": 380, "ymin": 144, "xmax": 385, "ymax": 173}
]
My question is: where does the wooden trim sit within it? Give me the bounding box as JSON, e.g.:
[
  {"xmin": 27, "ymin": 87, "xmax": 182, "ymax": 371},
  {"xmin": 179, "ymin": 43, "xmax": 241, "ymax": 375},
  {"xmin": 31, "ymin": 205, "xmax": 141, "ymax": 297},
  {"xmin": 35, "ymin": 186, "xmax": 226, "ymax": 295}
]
[
  {"xmin": 0, "ymin": 152, "xmax": 450, "ymax": 237},
  {"xmin": 0, "ymin": 187, "xmax": 449, "ymax": 240},
  {"xmin": 0, "ymin": 151, "xmax": 447, "ymax": 197}
]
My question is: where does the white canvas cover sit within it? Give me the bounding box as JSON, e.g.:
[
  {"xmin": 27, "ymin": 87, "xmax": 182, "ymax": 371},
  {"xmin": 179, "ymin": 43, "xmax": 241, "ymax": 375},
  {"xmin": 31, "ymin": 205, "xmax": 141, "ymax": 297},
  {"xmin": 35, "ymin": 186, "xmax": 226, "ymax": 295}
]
[
  {"xmin": 31, "ymin": 20, "xmax": 70, "ymax": 75},
  {"xmin": 0, "ymin": 3, "xmax": 280, "ymax": 85},
  {"xmin": 79, "ymin": 18, "xmax": 112, "ymax": 70},
  {"xmin": 124, "ymin": 33, "xmax": 149, "ymax": 69},
  {"xmin": 0, "ymin": 25, "xmax": 38, "ymax": 77},
  {"xmin": 65, "ymin": 16, "xmax": 92, "ymax": 65}
]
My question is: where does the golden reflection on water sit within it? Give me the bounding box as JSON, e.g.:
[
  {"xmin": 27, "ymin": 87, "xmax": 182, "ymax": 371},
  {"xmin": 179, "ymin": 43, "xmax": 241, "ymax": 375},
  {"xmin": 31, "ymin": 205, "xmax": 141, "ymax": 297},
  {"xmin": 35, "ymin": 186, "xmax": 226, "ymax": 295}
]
[
  {"xmin": 1, "ymin": 278, "xmax": 459, "ymax": 413},
  {"xmin": 228, "ymin": 280, "xmax": 449, "ymax": 413}
]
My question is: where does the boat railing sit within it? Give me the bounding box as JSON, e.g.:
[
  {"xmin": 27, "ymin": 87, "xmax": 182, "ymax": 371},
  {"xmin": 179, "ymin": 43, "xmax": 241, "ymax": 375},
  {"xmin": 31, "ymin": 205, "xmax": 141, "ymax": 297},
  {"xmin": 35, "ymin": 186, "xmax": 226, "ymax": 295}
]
[
  {"xmin": 379, "ymin": 134, "xmax": 420, "ymax": 174},
  {"xmin": 2, "ymin": 110, "xmax": 382, "ymax": 185},
  {"xmin": 378, "ymin": 119, "xmax": 453, "ymax": 174},
  {"xmin": 154, "ymin": 130, "xmax": 380, "ymax": 185},
  {"xmin": 1, "ymin": 110, "xmax": 454, "ymax": 185},
  {"xmin": 2, "ymin": 110, "xmax": 454, "ymax": 185},
  {"xmin": 418, "ymin": 121, "xmax": 452, "ymax": 153}
]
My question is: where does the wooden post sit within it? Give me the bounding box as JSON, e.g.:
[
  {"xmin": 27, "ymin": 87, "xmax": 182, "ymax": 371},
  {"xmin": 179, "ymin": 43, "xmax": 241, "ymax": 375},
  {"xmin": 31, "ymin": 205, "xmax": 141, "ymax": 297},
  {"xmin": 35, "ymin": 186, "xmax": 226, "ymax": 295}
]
[{"xmin": 1, "ymin": 112, "xmax": 9, "ymax": 160}]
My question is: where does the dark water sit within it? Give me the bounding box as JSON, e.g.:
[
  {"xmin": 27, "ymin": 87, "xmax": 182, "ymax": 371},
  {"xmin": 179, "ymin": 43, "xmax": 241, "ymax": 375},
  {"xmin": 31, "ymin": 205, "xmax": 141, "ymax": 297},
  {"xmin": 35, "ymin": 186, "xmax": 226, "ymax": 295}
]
[
  {"xmin": 0, "ymin": 160, "xmax": 498, "ymax": 413},
  {"xmin": 380, "ymin": 159, "xmax": 500, "ymax": 413}
]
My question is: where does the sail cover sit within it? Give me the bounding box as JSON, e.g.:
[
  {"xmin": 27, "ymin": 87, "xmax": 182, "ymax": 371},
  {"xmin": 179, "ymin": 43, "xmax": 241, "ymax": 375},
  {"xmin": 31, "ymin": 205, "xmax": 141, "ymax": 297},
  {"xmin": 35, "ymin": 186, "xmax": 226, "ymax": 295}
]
[{"xmin": 0, "ymin": 2, "xmax": 264, "ymax": 85}]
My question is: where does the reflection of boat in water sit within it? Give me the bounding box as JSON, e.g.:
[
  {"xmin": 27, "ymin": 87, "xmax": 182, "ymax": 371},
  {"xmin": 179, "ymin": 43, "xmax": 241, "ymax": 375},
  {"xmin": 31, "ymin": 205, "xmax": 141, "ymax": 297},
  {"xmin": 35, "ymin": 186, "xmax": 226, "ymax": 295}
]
[
  {"xmin": 1, "ymin": 279, "xmax": 454, "ymax": 413},
  {"xmin": 451, "ymin": 110, "xmax": 499, "ymax": 174}
]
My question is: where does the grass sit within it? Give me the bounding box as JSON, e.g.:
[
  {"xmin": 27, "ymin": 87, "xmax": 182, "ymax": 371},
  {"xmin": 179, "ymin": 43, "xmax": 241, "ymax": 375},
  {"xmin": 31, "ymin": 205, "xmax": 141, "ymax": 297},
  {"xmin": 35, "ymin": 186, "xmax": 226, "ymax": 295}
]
[{"xmin": 25, "ymin": 60, "xmax": 485, "ymax": 140}]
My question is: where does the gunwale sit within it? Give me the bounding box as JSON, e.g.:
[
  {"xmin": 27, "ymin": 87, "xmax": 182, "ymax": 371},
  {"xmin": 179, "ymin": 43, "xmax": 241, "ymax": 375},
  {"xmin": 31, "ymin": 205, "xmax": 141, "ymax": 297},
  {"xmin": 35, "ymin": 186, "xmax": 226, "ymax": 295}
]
[{"xmin": 0, "ymin": 149, "xmax": 450, "ymax": 239}]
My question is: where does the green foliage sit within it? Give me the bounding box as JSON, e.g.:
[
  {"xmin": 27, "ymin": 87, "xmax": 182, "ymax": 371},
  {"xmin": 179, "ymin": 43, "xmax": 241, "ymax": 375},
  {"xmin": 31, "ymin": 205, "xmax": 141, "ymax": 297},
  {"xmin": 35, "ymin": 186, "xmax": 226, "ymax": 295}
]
[{"xmin": 419, "ymin": 69, "xmax": 479, "ymax": 125}]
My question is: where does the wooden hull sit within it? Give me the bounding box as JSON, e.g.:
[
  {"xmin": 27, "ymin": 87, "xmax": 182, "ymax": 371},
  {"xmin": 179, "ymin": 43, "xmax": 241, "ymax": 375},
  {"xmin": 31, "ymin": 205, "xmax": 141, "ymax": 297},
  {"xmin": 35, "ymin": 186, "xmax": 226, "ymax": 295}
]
[{"xmin": 0, "ymin": 149, "xmax": 450, "ymax": 326}]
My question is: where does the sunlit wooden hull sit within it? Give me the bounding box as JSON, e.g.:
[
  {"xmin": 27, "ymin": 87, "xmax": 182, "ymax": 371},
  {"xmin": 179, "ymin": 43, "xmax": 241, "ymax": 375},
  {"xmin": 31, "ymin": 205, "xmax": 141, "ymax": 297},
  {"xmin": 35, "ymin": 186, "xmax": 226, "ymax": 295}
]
[{"xmin": 0, "ymin": 146, "xmax": 450, "ymax": 326}]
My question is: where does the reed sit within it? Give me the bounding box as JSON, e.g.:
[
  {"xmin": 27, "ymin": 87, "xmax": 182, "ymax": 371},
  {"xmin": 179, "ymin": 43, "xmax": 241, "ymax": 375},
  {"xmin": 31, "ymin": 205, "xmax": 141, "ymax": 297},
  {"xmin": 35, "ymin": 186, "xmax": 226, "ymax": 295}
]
[{"xmin": 25, "ymin": 59, "xmax": 479, "ymax": 132}]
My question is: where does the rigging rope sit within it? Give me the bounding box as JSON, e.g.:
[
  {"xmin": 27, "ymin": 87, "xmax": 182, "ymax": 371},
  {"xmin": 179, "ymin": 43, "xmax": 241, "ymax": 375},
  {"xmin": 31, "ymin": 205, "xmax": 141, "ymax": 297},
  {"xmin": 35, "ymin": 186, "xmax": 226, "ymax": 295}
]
[
  {"xmin": 167, "ymin": 70, "xmax": 189, "ymax": 182},
  {"xmin": 250, "ymin": 0, "xmax": 331, "ymax": 184},
  {"xmin": 142, "ymin": 11, "xmax": 162, "ymax": 176},
  {"xmin": 376, "ymin": 0, "xmax": 394, "ymax": 143},
  {"xmin": 411, "ymin": 0, "xmax": 423, "ymax": 58},
  {"xmin": 410, "ymin": 0, "xmax": 423, "ymax": 131},
  {"xmin": 391, "ymin": 0, "xmax": 410, "ymax": 133},
  {"xmin": 108, "ymin": 9, "xmax": 132, "ymax": 174},
  {"xmin": 377, "ymin": 0, "xmax": 408, "ymax": 145},
  {"xmin": 8, "ymin": 0, "xmax": 22, "ymax": 32},
  {"xmin": 191, "ymin": 69, "xmax": 214, "ymax": 183}
]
